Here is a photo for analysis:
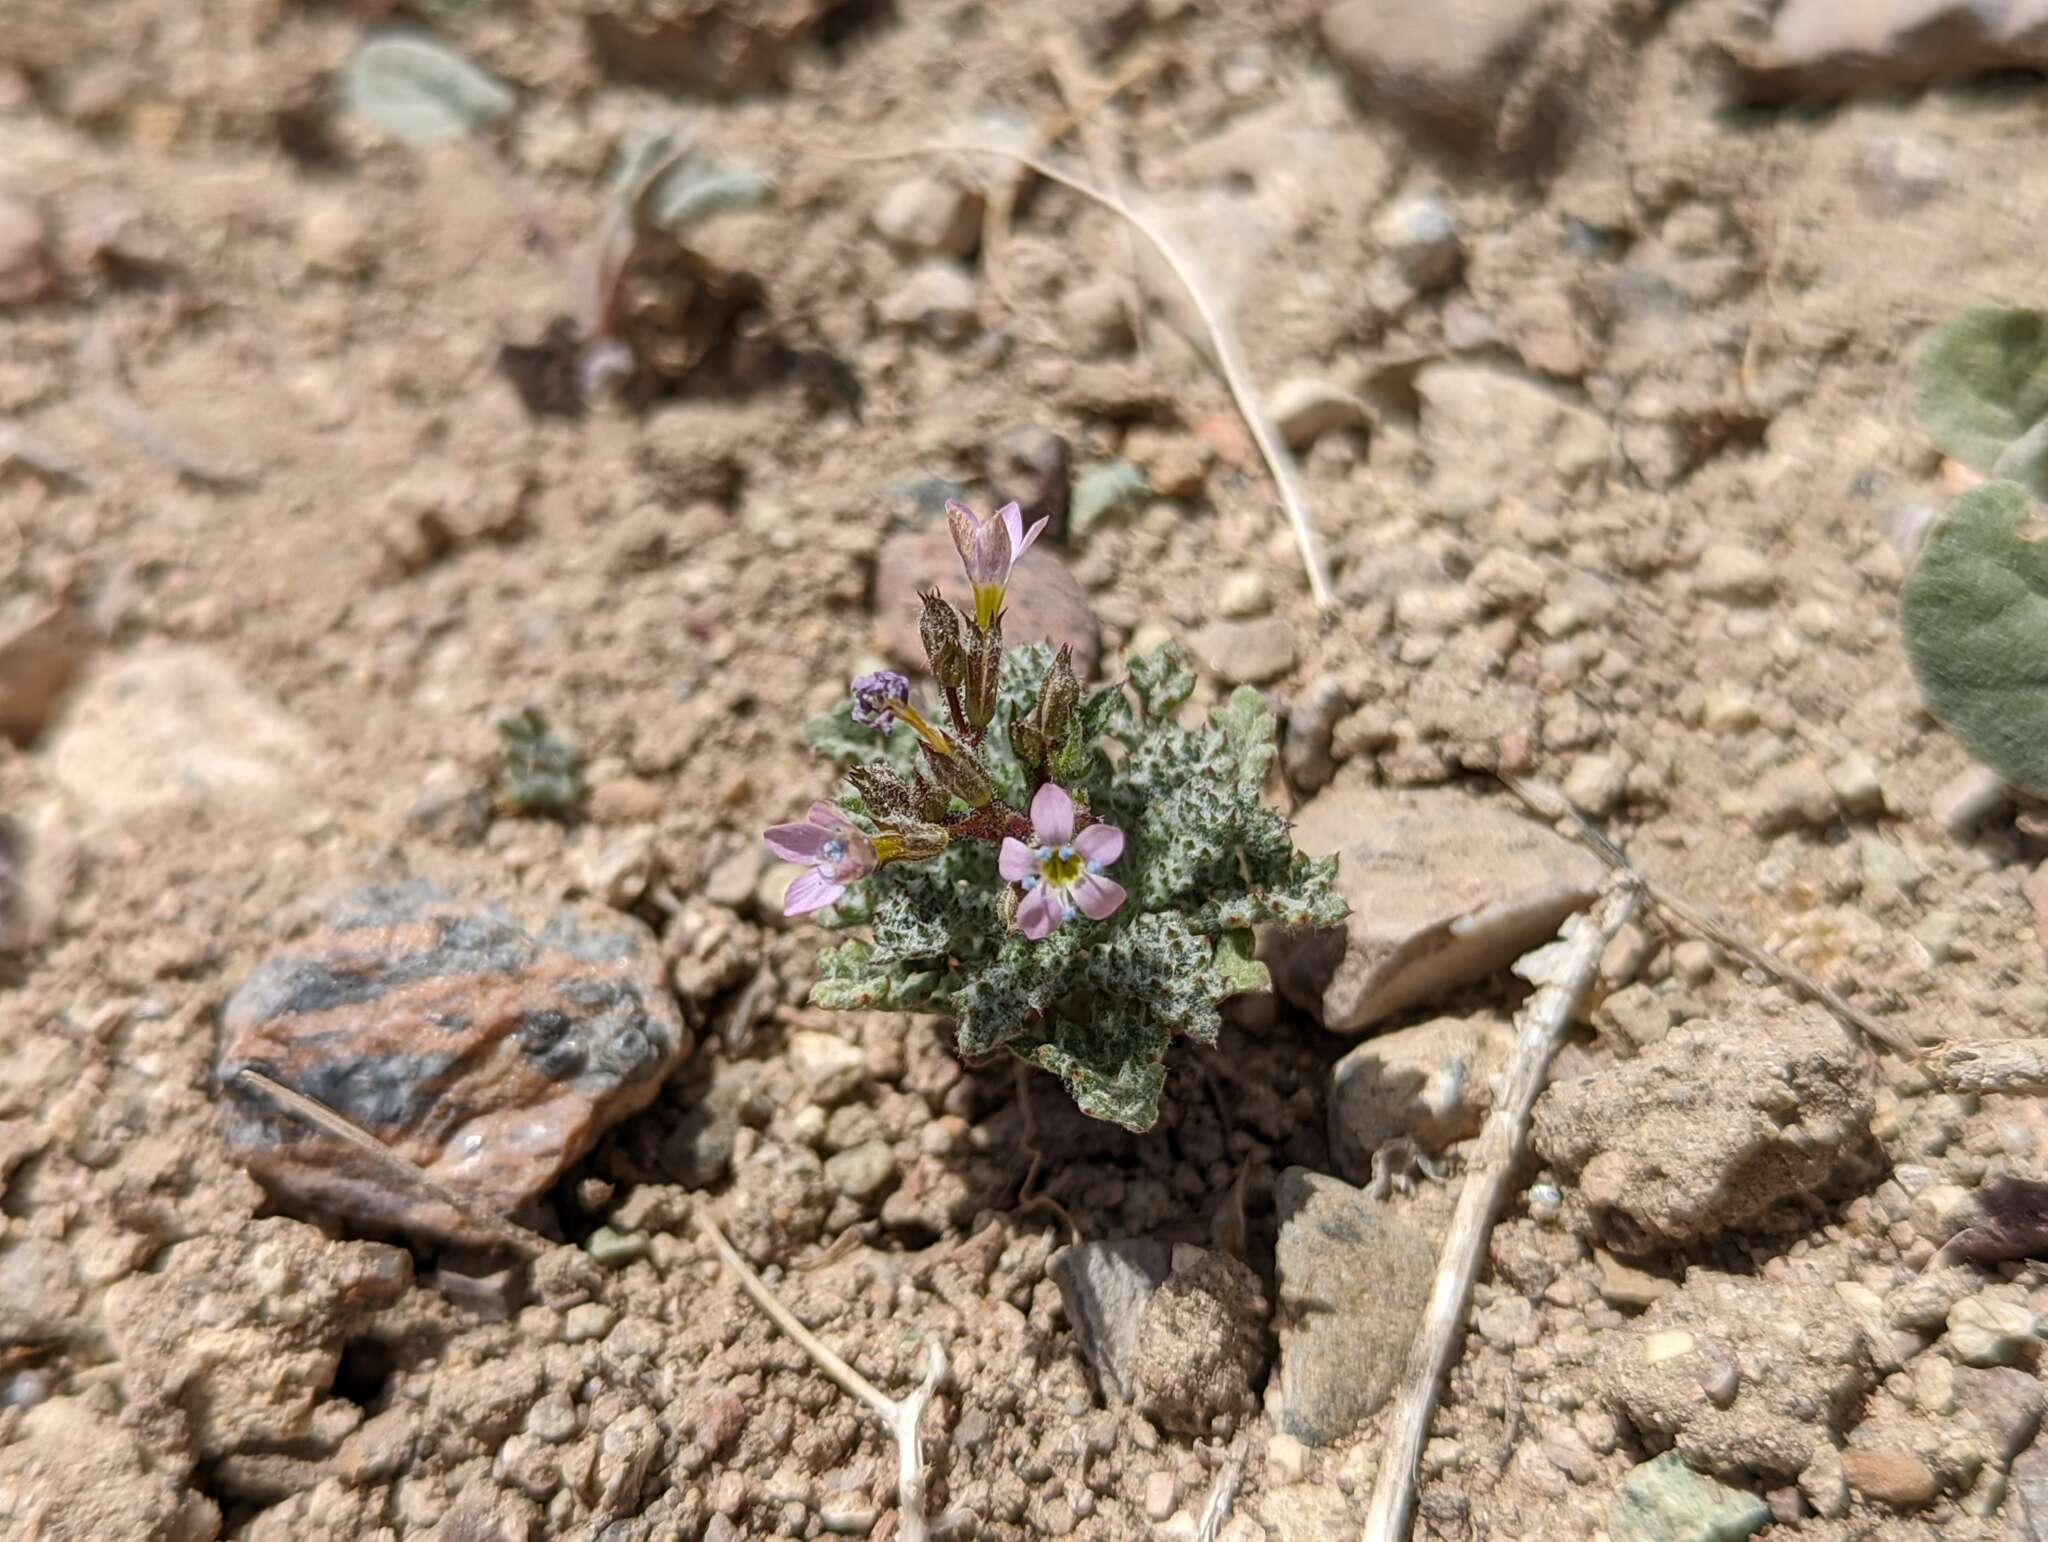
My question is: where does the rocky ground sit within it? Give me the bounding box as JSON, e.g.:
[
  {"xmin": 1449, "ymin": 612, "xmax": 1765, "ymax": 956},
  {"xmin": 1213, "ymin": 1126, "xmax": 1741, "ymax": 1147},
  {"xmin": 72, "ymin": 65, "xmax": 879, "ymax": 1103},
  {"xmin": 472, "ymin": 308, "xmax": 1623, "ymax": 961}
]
[{"xmin": 7, "ymin": 0, "xmax": 2048, "ymax": 1538}]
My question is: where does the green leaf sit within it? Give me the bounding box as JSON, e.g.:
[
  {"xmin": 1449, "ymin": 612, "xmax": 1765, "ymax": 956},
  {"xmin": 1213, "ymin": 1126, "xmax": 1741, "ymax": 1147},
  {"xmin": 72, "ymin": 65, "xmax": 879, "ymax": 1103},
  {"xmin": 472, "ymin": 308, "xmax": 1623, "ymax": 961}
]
[
  {"xmin": 1903, "ymin": 479, "xmax": 2048, "ymax": 795},
  {"xmin": 1022, "ymin": 1013, "xmax": 1170, "ymax": 1132},
  {"xmin": 344, "ymin": 33, "xmax": 514, "ymax": 147},
  {"xmin": 1209, "ymin": 686, "xmax": 1277, "ymax": 789},
  {"xmin": 649, "ymin": 164, "xmax": 773, "ymax": 232},
  {"xmin": 810, "ymin": 941, "xmax": 942, "ymax": 1011},
  {"xmin": 496, "ymin": 707, "xmax": 583, "ymax": 815},
  {"xmin": 1212, "ymin": 929, "xmax": 1270, "ymax": 996},
  {"xmin": 1913, "ymin": 308, "xmax": 2048, "ymax": 473},
  {"xmin": 1069, "ymin": 461, "xmax": 1148, "ymax": 541},
  {"xmin": 1127, "ymin": 642, "xmax": 1196, "ymax": 720}
]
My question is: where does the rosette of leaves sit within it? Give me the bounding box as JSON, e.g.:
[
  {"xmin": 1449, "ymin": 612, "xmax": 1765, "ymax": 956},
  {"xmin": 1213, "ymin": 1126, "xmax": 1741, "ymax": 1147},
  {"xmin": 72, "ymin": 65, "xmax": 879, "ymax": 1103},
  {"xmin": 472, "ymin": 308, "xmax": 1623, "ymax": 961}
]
[
  {"xmin": 806, "ymin": 641, "xmax": 1345, "ymax": 1131},
  {"xmin": 1904, "ymin": 309, "xmax": 2048, "ymax": 796}
]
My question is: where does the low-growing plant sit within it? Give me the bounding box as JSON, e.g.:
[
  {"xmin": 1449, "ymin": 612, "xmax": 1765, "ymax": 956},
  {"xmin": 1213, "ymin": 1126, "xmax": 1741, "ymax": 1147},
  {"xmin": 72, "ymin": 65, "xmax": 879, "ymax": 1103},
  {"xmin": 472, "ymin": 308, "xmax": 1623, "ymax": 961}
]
[
  {"xmin": 1904, "ymin": 307, "xmax": 2048, "ymax": 797},
  {"xmin": 762, "ymin": 504, "xmax": 1346, "ymax": 1130},
  {"xmin": 497, "ymin": 706, "xmax": 583, "ymax": 816},
  {"xmin": 343, "ymin": 31, "xmax": 771, "ymax": 413}
]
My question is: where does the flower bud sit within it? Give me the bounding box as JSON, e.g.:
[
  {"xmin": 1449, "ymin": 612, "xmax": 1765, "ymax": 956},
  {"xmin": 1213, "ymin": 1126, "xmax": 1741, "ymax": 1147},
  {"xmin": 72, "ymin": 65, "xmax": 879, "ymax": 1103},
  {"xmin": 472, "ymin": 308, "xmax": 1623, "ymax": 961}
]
[
  {"xmin": 921, "ymin": 741, "xmax": 996, "ymax": 808},
  {"xmin": 845, "ymin": 763, "xmax": 921, "ymax": 825},
  {"xmin": 963, "ymin": 619, "xmax": 1003, "ymax": 732},
  {"xmin": 919, "ymin": 589, "xmax": 967, "ymax": 688},
  {"xmin": 873, "ymin": 821, "xmax": 949, "ymax": 864},
  {"xmin": 1009, "ymin": 718, "xmax": 1046, "ymax": 774},
  {"xmin": 910, "ymin": 773, "xmax": 950, "ymax": 824},
  {"xmin": 1034, "ymin": 645, "xmax": 1080, "ymax": 757}
]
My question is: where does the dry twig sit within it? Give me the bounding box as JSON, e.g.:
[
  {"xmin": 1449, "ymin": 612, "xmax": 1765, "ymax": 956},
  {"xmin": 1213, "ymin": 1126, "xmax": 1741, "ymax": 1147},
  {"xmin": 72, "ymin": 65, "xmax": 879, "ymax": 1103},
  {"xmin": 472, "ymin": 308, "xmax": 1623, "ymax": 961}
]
[
  {"xmin": 228, "ymin": 1068, "xmax": 546, "ymax": 1258},
  {"xmin": 1363, "ymin": 879, "xmax": 1642, "ymax": 1542},
  {"xmin": 840, "ymin": 142, "xmax": 1336, "ymax": 610},
  {"xmin": 1502, "ymin": 776, "xmax": 1921, "ymax": 1059},
  {"xmin": 694, "ymin": 1211, "xmax": 947, "ymax": 1542},
  {"xmin": 1925, "ymin": 1040, "xmax": 2048, "ymax": 1095}
]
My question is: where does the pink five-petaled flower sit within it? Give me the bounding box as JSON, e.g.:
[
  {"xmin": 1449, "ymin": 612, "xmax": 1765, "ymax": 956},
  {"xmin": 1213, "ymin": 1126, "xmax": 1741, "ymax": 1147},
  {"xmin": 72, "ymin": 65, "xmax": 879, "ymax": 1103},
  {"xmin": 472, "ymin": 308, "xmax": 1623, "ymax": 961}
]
[
  {"xmin": 763, "ymin": 802, "xmax": 877, "ymax": 917},
  {"xmin": 1000, "ymin": 783, "xmax": 1127, "ymax": 941},
  {"xmin": 947, "ymin": 499, "xmax": 1047, "ymax": 631}
]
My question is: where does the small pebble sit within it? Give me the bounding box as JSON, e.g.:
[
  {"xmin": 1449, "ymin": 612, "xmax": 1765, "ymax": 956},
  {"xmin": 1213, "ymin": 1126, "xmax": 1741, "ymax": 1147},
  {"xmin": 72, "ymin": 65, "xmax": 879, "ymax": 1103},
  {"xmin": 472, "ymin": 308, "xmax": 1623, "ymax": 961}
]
[
  {"xmin": 1827, "ymin": 751, "xmax": 1884, "ymax": 813},
  {"xmin": 527, "ymin": 1391, "xmax": 578, "ymax": 1444},
  {"xmin": 563, "ymin": 1302, "xmax": 618, "ymax": 1343},
  {"xmin": 1948, "ymin": 1297, "xmax": 2041, "ymax": 1367},
  {"xmin": 586, "ymin": 1226, "xmax": 650, "ymax": 1268},
  {"xmin": 1144, "ymin": 1471, "xmax": 1181, "ymax": 1521},
  {"xmin": 1841, "ymin": 1447, "xmax": 1938, "ymax": 1508},
  {"xmin": 1373, "ymin": 193, "xmax": 1461, "ymax": 290},
  {"xmin": 1695, "ymin": 541, "xmax": 1776, "ymax": 601}
]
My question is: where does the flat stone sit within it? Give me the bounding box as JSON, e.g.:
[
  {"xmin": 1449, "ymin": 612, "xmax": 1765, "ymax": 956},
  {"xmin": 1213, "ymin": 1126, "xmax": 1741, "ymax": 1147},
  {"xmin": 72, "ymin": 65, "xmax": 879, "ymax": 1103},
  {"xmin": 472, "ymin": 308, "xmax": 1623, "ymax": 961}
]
[
  {"xmin": 1946, "ymin": 1296, "xmax": 2041, "ymax": 1366},
  {"xmin": 1609, "ymin": 1452, "xmax": 1769, "ymax": 1542},
  {"xmin": 217, "ymin": 882, "xmax": 690, "ymax": 1245},
  {"xmin": 1533, "ymin": 1004, "xmax": 1873, "ymax": 1253},
  {"xmin": 1270, "ymin": 1168, "xmax": 1436, "ymax": 1445},
  {"xmin": 1190, "ymin": 618, "xmax": 1297, "ymax": 685},
  {"xmin": 1270, "ymin": 787, "xmax": 1606, "ymax": 1033},
  {"xmin": 1049, "ymin": 1239, "xmax": 1174, "ymax": 1403},
  {"xmin": 46, "ymin": 645, "xmax": 325, "ymax": 828},
  {"xmin": 1328, "ymin": 1013, "xmax": 1510, "ymax": 1182},
  {"xmin": 1694, "ymin": 542, "xmax": 1777, "ymax": 602},
  {"xmin": 873, "ymin": 523, "xmax": 1101, "ymax": 679}
]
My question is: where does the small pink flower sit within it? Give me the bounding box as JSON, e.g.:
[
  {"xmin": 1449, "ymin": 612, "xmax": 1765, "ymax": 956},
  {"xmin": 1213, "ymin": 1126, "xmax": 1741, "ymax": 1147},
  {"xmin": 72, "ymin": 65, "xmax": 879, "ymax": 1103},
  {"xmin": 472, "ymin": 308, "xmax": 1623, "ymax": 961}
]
[
  {"xmin": 763, "ymin": 802, "xmax": 877, "ymax": 916},
  {"xmin": 999, "ymin": 783, "xmax": 1127, "ymax": 941},
  {"xmin": 947, "ymin": 499, "xmax": 1047, "ymax": 630}
]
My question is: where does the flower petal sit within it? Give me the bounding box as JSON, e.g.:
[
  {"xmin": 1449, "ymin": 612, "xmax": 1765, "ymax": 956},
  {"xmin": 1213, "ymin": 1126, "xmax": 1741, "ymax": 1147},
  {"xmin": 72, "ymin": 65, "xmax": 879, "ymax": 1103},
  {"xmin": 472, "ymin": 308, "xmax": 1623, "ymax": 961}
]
[
  {"xmin": 1015, "ymin": 514, "xmax": 1049, "ymax": 559},
  {"xmin": 783, "ymin": 869, "xmax": 846, "ymax": 916},
  {"xmin": 998, "ymin": 501, "xmax": 1026, "ymax": 557},
  {"xmin": 1030, "ymin": 782, "xmax": 1075, "ymax": 846},
  {"xmin": 1018, "ymin": 882, "xmax": 1064, "ymax": 940},
  {"xmin": 808, "ymin": 800, "xmax": 857, "ymax": 833},
  {"xmin": 1073, "ymin": 873, "xmax": 1127, "ymax": 921},
  {"xmin": 998, "ymin": 837, "xmax": 1038, "ymax": 882},
  {"xmin": 763, "ymin": 822, "xmax": 828, "ymax": 863},
  {"xmin": 1075, "ymin": 822, "xmax": 1125, "ymax": 867}
]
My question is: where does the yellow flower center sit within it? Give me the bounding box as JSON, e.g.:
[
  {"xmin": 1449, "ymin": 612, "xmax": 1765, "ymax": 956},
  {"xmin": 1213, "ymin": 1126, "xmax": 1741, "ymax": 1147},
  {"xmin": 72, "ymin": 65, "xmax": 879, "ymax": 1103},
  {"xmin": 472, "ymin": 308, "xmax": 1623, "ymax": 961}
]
[{"xmin": 1039, "ymin": 846, "xmax": 1084, "ymax": 888}]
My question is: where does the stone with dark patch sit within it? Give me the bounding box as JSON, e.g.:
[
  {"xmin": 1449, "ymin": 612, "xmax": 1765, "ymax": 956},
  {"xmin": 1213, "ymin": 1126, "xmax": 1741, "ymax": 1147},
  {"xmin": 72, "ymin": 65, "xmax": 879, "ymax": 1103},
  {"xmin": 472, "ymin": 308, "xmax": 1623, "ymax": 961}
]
[{"xmin": 218, "ymin": 882, "xmax": 690, "ymax": 1243}]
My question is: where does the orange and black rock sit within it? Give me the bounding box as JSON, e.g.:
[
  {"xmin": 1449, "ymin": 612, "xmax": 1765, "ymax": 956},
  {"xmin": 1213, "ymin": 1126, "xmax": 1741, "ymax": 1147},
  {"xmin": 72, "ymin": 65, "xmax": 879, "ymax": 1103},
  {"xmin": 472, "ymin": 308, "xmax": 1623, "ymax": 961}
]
[{"xmin": 216, "ymin": 882, "xmax": 690, "ymax": 1245}]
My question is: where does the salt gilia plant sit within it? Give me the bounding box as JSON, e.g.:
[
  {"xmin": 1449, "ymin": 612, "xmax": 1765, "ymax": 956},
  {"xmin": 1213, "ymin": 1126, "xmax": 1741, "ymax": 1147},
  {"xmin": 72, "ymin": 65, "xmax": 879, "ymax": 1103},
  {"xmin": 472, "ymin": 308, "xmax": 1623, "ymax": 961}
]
[
  {"xmin": 1904, "ymin": 308, "xmax": 2048, "ymax": 797},
  {"xmin": 762, "ymin": 502, "xmax": 1346, "ymax": 1131}
]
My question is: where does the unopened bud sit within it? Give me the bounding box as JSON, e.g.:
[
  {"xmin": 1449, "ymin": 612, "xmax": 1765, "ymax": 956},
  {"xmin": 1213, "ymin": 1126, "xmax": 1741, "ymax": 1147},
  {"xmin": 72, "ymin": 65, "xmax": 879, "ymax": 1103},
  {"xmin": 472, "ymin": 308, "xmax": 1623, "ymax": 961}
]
[
  {"xmin": 922, "ymin": 741, "xmax": 996, "ymax": 808},
  {"xmin": 963, "ymin": 620, "xmax": 1003, "ymax": 732},
  {"xmin": 845, "ymin": 763, "xmax": 920, "ymax": 824},
  {"xmin": 919, "ymin": 590, "xmax": 967, "ymax": 688},
  {"xmin": 1035, "ymin": 645, "xmax": 1080, "ymax": 756}
]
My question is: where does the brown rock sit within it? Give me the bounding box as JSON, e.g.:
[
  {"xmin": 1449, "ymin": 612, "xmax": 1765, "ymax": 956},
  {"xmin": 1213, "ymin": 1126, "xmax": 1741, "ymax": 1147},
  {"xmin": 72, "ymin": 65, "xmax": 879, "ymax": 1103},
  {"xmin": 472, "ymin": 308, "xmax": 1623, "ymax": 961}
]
[
  {"xmin": 0, "ymin": 1396, "xmax": 221, "ymax": 1541},
  {"xmin": 0, "ymin": 606, "xmax": 86, "ymax": 746},
  {"xmin": 1841, "ymin": 1447, "xmax": 1938, "ymax": 1508},
  {"xmin": 873, "ymin": 523, "xmax": 1102, "ymax": 679},
  {"xmin": 217, "ymin": 882, "xmax": 691, "ymax": 1243},
  {"xmin": 1269, "ymin": 787, "xmax": 1606, "ymax": 1032}
]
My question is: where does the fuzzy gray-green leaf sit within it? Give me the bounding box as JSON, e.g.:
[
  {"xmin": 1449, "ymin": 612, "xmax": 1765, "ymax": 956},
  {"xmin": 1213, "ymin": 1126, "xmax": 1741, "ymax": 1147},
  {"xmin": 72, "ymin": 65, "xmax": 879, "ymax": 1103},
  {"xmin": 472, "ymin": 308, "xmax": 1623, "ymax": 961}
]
[
  {"xmin": 1902, "ymin": 479, "xmax": 2048, "ymax": 795},
  {"xmin": 1913, "ymin": 308, "xmax": 2048, "ymax": 473},
  {"xmin": 345, "ymin": 33, "xmax": 514, "ymax": 147}
]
